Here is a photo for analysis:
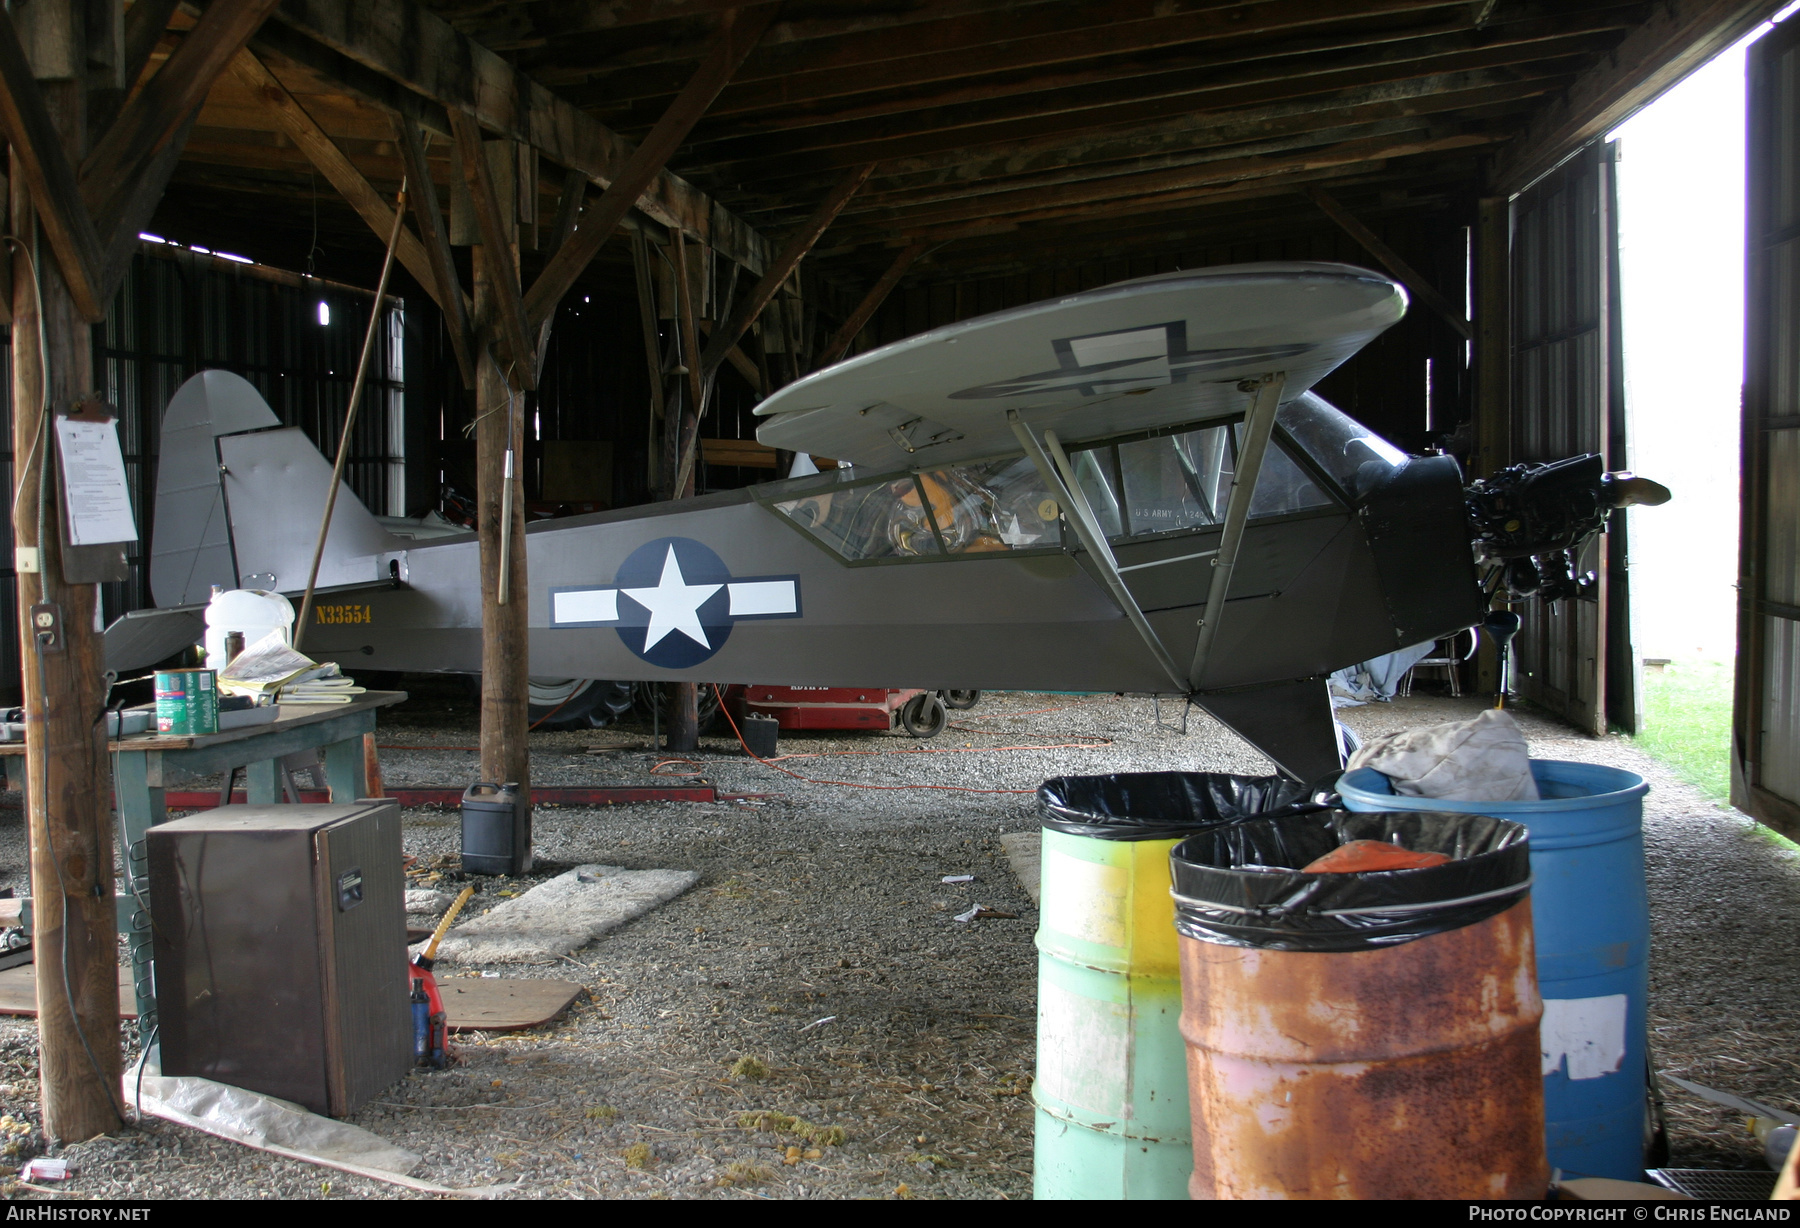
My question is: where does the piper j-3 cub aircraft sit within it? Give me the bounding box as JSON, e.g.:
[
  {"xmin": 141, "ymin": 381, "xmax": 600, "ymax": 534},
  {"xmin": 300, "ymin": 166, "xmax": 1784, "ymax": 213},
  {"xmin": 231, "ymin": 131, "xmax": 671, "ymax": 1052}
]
[{"xmin": 114, "ymin": 262, "xmax": 1667, "ymax": 782}]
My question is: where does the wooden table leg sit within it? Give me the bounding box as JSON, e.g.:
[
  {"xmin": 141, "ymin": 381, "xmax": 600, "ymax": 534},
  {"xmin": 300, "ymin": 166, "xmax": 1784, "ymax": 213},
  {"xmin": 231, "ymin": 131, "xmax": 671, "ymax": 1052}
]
[
  {"xmin": 324, "ymin": 736, "xmax": 367, "ymax": 802},
  {"xmin": 245, "ymin": 759, "xmax": 281, "ymax": 805}
]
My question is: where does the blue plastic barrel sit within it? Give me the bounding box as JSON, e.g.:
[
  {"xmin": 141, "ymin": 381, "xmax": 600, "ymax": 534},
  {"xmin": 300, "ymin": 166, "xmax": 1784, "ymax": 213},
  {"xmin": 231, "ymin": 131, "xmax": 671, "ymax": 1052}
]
[{"xmin": 1337, "ymin": 760, "xmax": 1649, "ymax": 1181}]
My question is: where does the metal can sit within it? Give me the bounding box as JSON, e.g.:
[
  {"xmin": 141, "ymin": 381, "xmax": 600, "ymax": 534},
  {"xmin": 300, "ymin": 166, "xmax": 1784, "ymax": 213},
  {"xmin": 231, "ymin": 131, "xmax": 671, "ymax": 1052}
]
[{"xmin": 154, "ymin": 669, "xmax": 219, "ymax": 736}]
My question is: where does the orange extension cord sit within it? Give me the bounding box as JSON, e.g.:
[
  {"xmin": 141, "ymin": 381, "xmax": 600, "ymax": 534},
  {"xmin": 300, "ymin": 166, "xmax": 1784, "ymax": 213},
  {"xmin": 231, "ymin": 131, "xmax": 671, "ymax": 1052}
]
[{"xmin": 382, "ymin": 693, "xmax": 1123, "ymax": 796}]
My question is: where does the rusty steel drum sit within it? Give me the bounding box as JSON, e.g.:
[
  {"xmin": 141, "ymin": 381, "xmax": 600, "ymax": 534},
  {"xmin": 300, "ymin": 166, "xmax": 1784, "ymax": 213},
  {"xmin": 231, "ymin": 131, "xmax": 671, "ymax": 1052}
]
[{"xmin": 1178, "ymin": 896, "xmax": 1549, "ymax": 1200}]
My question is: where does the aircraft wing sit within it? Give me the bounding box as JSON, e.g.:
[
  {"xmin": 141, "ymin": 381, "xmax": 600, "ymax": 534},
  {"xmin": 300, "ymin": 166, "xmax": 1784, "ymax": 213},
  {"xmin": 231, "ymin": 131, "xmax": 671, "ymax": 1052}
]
[{"xmin": 755, "ymin": 262, "xmax": 1406, "ymax": 469}]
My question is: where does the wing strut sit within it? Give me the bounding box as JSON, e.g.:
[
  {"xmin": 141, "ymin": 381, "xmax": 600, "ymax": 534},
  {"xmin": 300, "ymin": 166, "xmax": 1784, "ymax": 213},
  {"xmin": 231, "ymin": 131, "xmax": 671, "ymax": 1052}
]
[
  {"xmin": 1188, "ymin": 373, "xmax": 1286, "ymax": 690},
  {"xmin": 1007, "ymin": 411, "xmax": 1189, "ymax": 693}
]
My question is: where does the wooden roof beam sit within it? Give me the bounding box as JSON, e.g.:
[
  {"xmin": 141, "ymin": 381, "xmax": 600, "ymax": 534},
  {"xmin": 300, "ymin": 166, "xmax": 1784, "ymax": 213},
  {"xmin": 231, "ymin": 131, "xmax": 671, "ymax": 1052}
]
[
  {"xmin": 575, "ymin": 0, "xmax": 1474, "ymax": 107},
  {"xmin": 1491, "ymin": 0, "xmax": 1784, "ymax": 193},
  {"xmin": 266, "ymin": 0, "xmax": 770, "ymax": 272},
  {"xmin": 686, "ymin": 53, "xmax": 1589, "ymax": 181},
  {"xmin": 82, "ymin": 0, "xmax": 281, "ymax": 236},
  {"xmin": 0, "ymin": 8, "xmax": 104, "ymax": 318},
  {"xmin": 227, "ymin": 50, "xmax": 450, "ymax": 313},
  {"xmin": 811, "ymin": 117, "xmax": 1461, "ymax": 221},
  {"xmin": 735, "ymin": 75, "xmax": 1554, "ymax": 203},
  {"xmin": 395, "ymin": 116, "xmax": 477, "ymax": 390},
  {"xmin": 699, "ymin": 163, "xmax": 874, "ymax": 382},
  {"xmin": 597, "ymin": 0, "xmax": 1637, "ymax": 125},
  {"xmin": 842, "ymin": 129, "xmax": 1500, "ymax": 236},
  {"xmin": 815, "ymin": 238, "xmax": 936, "ymax": 368},
  {"xmin": 523, "ymin": 4, "xmax": 776, "ymax": 333},
  {"xmin": 1303, "ymin": 184, "xmax": 1471, "ymax": 338},
  {"xmin": 450, "ymin": 108, "xmax": 536, "ymax": 390}
]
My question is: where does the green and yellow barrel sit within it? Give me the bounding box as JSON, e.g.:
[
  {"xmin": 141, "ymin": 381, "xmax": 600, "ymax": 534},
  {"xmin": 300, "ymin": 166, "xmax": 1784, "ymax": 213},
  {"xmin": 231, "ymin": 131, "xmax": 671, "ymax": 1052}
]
[{"xmin": 1031, "ymin": 773, "xmax": 1310, "ymax": 1201}]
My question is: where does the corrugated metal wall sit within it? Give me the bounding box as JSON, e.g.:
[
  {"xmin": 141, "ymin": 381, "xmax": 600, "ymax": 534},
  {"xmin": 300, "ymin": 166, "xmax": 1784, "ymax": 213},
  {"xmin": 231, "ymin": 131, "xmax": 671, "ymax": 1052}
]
[
  {"xmin": 0, "ymin": 243, "xmax": 403, "ymax": 701},
  {"xmin": 1738, "ymin": 22, "xmax": 1800, "ymax": 832},
  {"xmin": 1509, "ymin": 141, "xmax": 1620, "ymax": 736}
]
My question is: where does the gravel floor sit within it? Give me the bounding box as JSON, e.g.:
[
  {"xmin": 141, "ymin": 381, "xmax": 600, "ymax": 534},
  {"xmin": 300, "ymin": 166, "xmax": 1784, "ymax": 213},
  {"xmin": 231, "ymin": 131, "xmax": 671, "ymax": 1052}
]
[{"xmin": 0, "ymin": 680, "xmax": 1792, "ymax": 1198}]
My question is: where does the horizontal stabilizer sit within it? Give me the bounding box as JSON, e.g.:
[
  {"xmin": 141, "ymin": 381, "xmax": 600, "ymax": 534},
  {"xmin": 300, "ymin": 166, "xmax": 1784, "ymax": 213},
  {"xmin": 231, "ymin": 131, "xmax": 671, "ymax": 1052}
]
[{"xmin": 104, "ymin": 605, "xmax": 205, "ymax": 673}]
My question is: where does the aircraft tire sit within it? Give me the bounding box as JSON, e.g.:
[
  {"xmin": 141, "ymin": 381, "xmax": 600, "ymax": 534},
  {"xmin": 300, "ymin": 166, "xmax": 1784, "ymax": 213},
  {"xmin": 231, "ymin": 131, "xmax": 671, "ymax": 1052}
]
[
  {"xmin": 900, "ymin": 692, "xmax": 949, "ymax": 738},
  {"xmin": 939, "ymin": 689, "xmax": 981, "ymax": 710},
  {"xmin": 528, "ymin": 678, "xmax": 635, "ymax": 730}
]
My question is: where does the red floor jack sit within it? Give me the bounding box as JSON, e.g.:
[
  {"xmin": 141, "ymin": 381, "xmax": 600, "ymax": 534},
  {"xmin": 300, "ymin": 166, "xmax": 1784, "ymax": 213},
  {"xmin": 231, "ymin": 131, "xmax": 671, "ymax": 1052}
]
[
  {"xmin": 411, "ymin": 884, "xmax": 474, "ymax": 1068},
  {"xmin": 738, "ymin": 686, "xmax": 979, "ymax": 739}
]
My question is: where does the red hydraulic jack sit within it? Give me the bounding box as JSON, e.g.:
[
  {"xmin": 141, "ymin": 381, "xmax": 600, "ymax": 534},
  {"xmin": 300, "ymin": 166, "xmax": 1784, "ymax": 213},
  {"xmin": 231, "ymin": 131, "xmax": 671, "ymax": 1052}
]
[{"xmin": 410, "ymin": 884, "xmax": 474, "ymax": 1068}]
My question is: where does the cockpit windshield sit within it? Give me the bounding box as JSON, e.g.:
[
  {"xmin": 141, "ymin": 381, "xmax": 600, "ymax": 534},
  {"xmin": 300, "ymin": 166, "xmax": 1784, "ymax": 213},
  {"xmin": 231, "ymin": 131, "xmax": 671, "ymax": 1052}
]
[
  {"xmin": 1276, "ymin": 392, "xmax": 1408, "ymax": 503},
  {"xmin": 759, "ymin": 393, "xmax": 1401, "ymax": 564}
]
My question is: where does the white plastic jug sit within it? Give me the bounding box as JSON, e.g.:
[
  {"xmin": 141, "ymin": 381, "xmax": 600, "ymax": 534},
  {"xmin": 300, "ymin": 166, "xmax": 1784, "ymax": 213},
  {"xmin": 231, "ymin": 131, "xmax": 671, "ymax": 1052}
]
[{"xmin": 204, "ymin": 588, "xmax": 295, "ymax": 669}]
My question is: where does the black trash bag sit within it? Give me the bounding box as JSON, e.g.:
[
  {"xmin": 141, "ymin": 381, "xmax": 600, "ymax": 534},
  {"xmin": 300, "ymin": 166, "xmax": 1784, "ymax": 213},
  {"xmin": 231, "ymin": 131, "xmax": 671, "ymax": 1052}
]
[
  {"xmin": 1037, "ymin": 772, "xmax": 1319, "ymax": 841},
  {"xmin": 1169, "ymin": 810, "xmax": 1531, "ymax": 952}
]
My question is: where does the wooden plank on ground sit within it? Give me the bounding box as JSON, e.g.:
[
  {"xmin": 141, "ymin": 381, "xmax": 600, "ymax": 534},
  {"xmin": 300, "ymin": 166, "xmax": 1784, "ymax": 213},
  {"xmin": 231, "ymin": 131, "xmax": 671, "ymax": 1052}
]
[
  {"xmin": 441, "ymin": 977, "xmax": 582, "ymax": 1032},
  {"xmin": 0, "ymin": 963, "xmax": 135, "ymax": 1019}
]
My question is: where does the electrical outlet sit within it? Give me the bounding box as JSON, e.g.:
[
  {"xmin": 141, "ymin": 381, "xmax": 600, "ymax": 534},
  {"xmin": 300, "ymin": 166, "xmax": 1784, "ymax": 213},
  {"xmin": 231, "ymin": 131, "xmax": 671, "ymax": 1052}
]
[{"xmin": 30, "ymin": 603, "xmax": 61, "ymax": 653}]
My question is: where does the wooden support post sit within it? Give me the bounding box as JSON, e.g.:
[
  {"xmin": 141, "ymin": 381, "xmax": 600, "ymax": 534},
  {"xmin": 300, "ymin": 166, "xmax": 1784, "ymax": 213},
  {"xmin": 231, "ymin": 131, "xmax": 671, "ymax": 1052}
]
[
  {"xmin": 0, "ymin": 11, "xmax": 103, "ymax": 319},
  {"xmin": 816, "ymin": 238, "xmax": 933, "ymax": 369},
  {"xmin": 1302, "ymin": 184, "xmax": 1473, "ymax": 341},
  {"xmin": 473, "ymin": 244, "xmax": 532, "ymax": 822},
  {"xmin": 664, "ymin": 232, "xmax": 704, "ymax": 752},
  {"xmin": 452, "ymin": 110, "xmax": 536, "ymax": 391},
  {"xmin": 10, "ymin": 43, "xmax": 121, "ymax": 1141}
]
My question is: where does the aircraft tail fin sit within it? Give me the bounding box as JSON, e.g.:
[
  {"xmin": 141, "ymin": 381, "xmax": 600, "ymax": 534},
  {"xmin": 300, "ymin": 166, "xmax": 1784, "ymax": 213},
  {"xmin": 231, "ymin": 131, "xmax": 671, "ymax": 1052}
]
[
  {"xmin": 150, "ymin": 371, "xmax": 280, "ymax": 606},
  {"xmin": 149, "ymin": 369, "xmax": 406, "ymax": 602},
  {"xmin": 218, "ymin": 427, "xmax": 408, "ymax": 594}
]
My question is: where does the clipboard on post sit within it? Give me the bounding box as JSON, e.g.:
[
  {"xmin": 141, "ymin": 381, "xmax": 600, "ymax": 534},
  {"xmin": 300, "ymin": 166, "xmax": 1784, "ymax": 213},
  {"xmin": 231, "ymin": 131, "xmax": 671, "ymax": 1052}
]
[{"xmin": 54, "ymin": 396, "xmax": 133, "ymax": 583}]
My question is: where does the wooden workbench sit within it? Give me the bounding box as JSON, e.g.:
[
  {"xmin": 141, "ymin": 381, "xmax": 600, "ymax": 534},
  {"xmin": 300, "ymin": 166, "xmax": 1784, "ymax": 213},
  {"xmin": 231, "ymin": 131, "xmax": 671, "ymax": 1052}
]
[{"xmin": 0, "ymin": 690, "xmax": 408, "ymax": 1035}]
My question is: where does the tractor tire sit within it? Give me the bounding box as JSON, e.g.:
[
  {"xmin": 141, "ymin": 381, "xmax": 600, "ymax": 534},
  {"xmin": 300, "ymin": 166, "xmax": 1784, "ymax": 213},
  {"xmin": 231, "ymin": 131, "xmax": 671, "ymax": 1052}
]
[{"xmin": 939, "ymin": 689, "xmax": 981, "ymax": 710}]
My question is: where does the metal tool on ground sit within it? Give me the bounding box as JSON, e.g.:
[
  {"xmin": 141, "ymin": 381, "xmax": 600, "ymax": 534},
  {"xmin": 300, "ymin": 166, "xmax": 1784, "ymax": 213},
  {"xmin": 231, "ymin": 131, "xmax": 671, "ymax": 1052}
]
[
  {"xmin": 1664, "ymin": 1075, "xmax": 1800, "ymax": 1171},
  {"xmin": 410, "ymin": 885, "xmax": 474, "ymax": 1069}
]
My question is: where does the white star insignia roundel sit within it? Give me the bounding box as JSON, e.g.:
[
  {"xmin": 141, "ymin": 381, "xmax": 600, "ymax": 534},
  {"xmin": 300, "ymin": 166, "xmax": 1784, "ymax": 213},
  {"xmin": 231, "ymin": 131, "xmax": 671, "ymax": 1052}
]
[
  {"xmin": 622, "ymin": 545, "xmax": 722, "ymax": 651},
  {"xmin": 549, "ymin": 536, "xmax": 802, "ymax": 668}
]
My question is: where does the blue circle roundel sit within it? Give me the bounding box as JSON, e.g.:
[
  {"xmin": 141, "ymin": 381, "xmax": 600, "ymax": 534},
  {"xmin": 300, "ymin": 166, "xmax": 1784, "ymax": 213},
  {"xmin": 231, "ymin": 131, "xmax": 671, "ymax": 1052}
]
[{"xmin": 612, "ymin": 537, "xmax": 734, "ymax": 668}]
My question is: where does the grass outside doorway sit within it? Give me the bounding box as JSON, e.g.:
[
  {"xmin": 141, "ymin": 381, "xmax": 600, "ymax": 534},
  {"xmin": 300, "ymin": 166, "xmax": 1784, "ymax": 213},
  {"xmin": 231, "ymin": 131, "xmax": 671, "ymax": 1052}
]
[{"xmin": 1633, "ymin": 659, "xmax": 1733, "ymax": 804}]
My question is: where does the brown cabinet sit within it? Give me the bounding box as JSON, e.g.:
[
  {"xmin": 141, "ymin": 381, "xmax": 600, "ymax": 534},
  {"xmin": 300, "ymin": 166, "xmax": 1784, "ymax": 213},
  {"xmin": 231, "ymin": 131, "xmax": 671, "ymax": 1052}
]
[{"xmin": 148, "ymin": 802, "xmax": 412, "ymax": 1116}]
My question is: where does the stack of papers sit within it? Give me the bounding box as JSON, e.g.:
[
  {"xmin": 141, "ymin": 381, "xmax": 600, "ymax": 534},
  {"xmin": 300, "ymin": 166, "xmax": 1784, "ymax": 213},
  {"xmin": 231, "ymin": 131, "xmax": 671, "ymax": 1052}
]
[
  {"xmin": 217, "ymin": 632, "xmax": 316, "ymax": 698},
  {"xmin": 280, "ymin": 667, "xmax": 364, "ymax": 704}
]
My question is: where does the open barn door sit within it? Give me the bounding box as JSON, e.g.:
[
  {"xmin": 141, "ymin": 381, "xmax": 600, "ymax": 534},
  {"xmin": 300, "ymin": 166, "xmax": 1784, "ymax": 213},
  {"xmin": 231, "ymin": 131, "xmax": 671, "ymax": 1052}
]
[
  {"xmin": 1509, "ymin": 140, "xmax": 1630, "ymax": 735},
  {"xmin": 1736, "ymin": 21, "xmax": 1800, "ymax": 834}
]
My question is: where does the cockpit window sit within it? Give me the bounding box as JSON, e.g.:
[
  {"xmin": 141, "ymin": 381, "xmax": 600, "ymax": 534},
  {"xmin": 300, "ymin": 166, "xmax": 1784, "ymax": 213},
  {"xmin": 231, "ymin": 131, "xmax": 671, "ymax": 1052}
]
[
  {"xmin": 1076, "ymin": 418, "xmax": 1333, "ymax": 539},
  {"xmin": 770, "ymin": 457, "xmax": 1059, "ymax": 562},
  {"xmin": 1277, "ymin": 393, "xmax": 1408, "ymax": 503},
  {"xmin": 914, "ymin": 457, "xmax": 1061, "ymax": 553}
]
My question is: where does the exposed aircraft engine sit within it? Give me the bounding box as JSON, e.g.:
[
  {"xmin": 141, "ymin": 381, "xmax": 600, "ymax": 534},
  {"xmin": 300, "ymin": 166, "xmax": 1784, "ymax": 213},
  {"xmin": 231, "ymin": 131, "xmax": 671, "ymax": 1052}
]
[{"xmin": 1466, "ymin": 455, "xmax": 1672, "ymax": 603}]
